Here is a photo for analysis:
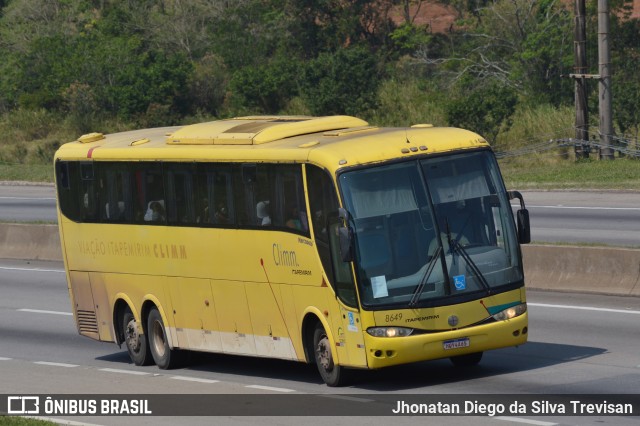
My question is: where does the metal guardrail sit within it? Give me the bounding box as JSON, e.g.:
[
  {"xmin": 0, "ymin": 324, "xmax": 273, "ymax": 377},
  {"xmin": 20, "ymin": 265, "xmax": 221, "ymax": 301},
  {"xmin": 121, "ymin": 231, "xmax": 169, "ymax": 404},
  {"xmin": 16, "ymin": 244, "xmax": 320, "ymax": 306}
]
[{"xmin": 495, "ymin": 136, "xmax": 640, "ymax": 159}]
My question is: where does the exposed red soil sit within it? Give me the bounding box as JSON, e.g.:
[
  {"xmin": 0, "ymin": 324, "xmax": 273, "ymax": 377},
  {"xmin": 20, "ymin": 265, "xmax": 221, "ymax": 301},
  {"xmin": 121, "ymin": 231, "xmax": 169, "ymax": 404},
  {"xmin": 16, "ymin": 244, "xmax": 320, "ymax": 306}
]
[{"xmin": 390, "ymin": 0, "xmax": 640, "ymax": 34}]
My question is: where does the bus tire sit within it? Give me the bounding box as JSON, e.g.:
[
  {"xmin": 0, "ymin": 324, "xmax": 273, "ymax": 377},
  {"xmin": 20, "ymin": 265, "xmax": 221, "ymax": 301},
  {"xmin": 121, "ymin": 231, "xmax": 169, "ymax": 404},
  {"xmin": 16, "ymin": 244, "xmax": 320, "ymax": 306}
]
[
  {"xmin": 123, "ymin": 306, "xmax": 152, "ymax": 366},
  {"xmin": 450, "ymin": 351, "xmax": 483, "ymax": 367},
  {"xmin": 147, "ymin": 307, "xmax": 182, "ymax": 369},
  {"xmin": 313, "ymin": 323, "xmax": 349, "ymax": 387}
]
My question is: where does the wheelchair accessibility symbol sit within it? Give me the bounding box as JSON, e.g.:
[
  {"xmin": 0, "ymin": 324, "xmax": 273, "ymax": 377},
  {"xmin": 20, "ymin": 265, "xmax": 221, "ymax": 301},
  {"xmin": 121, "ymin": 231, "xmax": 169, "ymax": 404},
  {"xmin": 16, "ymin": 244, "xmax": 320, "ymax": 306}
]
[{"xmin": 453, "ymin": 275, "xmax": 466, "ymax": 291}]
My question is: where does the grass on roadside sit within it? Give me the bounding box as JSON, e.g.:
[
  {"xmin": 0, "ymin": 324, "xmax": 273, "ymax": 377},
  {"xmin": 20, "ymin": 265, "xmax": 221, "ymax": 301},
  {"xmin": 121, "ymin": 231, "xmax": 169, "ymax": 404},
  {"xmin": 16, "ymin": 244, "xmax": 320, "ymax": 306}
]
[
  {"xmin": 500, "ymin": 156, "xmax": 640, "ymax": 191},
  {"xmin": 0, "ymin": 164, "xmax": 53, "ymax": 183},
  {"xmin": 0, "ymin": 417, "xmax": 56, "ymax": 426}
]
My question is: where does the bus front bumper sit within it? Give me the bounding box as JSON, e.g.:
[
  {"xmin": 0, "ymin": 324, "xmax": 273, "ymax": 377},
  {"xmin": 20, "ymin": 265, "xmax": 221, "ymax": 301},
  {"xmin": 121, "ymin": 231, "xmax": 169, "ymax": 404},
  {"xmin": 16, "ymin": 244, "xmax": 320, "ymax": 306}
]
[{"xmin": 363, "ymin": 312, "xmax": 528, "ymax": 369}]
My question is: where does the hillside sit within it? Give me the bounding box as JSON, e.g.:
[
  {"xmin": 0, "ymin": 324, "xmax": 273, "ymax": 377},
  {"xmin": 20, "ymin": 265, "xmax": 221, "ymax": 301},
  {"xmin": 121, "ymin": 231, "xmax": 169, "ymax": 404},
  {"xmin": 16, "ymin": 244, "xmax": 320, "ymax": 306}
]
[{"xmin": 391, "ymin": 0, "xmax": 640, "ymax": 33}]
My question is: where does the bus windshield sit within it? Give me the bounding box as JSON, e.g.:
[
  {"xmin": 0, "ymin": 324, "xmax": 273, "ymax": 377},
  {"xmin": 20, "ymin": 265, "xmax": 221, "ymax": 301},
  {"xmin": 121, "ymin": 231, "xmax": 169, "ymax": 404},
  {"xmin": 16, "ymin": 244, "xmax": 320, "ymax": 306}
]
[{"xmin": 339, "ymin": 150, "xmax": 523, "ymax": 309}]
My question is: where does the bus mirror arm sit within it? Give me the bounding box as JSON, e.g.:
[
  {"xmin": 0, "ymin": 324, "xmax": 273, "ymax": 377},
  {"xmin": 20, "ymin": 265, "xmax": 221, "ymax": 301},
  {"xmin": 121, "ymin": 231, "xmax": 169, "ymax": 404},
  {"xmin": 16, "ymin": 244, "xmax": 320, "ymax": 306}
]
[
  {"xmin": 508, "ymin": 191, "xmax": 526, "ymax": 210},
  {"xmin": 509, "ymin": 191, "xmax": 531, "ymax": 244}
]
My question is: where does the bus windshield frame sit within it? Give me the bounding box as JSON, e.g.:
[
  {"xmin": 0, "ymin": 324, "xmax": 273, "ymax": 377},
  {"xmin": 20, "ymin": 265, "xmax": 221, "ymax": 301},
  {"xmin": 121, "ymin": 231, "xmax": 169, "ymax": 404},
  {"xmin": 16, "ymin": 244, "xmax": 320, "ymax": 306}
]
[{"xmin": 337, "ymin": 149, "xmax": 523, "ymax": 310}]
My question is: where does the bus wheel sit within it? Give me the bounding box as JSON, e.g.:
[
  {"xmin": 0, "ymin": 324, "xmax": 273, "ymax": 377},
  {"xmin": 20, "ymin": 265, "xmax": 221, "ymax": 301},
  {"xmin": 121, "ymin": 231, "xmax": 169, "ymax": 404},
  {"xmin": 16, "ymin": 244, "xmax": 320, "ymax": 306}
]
[
  {"xmin": 450, "ymin": 352, "xmax": 483, "ymax": 367},
  {"xmin": 122, "ymin": 306, "xmax": 152, "ymax": 366},
  {"xmin": 313, "ymin": 323, "xmax": 348, "ymax": 387},
  {"xmin": 147, "ymin": 307, "xmax": 181, "ymax": 369}
]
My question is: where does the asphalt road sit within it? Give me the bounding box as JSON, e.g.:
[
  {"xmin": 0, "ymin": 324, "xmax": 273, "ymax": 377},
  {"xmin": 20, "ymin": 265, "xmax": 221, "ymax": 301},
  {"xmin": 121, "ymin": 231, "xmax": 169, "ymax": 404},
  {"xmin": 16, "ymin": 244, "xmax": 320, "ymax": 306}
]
[
  {"xmin": 521, "ymin": 191, "xmax": 640, "ymax": 247},
  {"xmin": 0, "ymin": 258, "xmax": 639, "ymax": 425},
  {"xmin": 0, "ymin": 183, "xmax": 57, "ymax": 222}
]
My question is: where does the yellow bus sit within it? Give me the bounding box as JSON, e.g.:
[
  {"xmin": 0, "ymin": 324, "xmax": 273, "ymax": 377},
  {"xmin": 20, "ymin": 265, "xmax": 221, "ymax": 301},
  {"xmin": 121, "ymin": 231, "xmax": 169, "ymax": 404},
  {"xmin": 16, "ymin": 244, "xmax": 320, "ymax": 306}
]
[{"xmin": 54, "ymin": 115, "xmax": 530, "ymax": 386}]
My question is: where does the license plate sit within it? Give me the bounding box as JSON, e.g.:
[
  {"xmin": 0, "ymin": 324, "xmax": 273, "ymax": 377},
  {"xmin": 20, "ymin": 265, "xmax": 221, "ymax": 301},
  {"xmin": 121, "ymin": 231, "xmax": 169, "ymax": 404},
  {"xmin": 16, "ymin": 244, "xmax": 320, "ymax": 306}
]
[{"xmin": 443, "ymin": 337, "xmax": 470, "ymax": 350}]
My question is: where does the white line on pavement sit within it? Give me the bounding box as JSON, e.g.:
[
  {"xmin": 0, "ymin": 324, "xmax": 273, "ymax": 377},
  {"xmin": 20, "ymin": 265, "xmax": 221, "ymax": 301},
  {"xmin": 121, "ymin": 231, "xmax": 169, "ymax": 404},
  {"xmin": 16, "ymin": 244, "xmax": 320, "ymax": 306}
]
[
  {"xmin": 245, "ymin": 384, "xmax": 296, "ymax": 393},
  {"xmin": 170, "ymin": 376, "xmax": 220, "ymax": 384},
  {"xmin": 98, "ymin": 368, "xmax": 150, "ymax": 376},
  {"xmin": 0, "ymin": 266, "xmax": 65, "ymax": 273},
  {"xmin": 34, "ymin": 361, "xmax": 79, "ymax": 368},
  {"xmin": 495, "ymin": 417, "xmax": 557, "ymax": 426},
  {"xmin": 528, "ymin": 303, "xmax": 640, "ymax": 315},
  {"xmin": 18, "ymin": 308, "xmax": 73, "ymax": 316}
]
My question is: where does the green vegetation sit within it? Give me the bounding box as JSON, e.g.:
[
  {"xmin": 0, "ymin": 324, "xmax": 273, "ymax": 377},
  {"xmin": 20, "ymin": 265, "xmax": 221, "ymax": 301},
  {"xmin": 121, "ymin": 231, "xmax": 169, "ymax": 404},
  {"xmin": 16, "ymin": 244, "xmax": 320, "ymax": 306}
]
[
  {"xmin": 500, "ymin": 157, "xmax": 640, "ymax": 190},
  {"xmin": 0, "ymin": 0, "xmax": 638, "ymax": 189},
  {"xmin": 0, "ymin": 164, "xmax": 52, "ymax": 182},
  {"xmin": 0, "ymin": 417, "xmax": 56, "ymax": 426}
]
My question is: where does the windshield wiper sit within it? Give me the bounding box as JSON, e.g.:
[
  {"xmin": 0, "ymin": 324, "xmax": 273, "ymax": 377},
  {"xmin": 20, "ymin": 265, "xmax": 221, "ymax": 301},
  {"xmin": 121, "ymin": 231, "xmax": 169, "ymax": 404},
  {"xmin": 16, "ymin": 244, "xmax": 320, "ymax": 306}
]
[
  {"xmin": 450, "ymin": 239, "xmax": 492, "ymax": 296},
  {"xmin": 409, "ymin": 246, "xmax": 442, "ymax": 307},
  {"xmin": 442, "ymin": 217, "xmax": 491, "ymax": 295}
]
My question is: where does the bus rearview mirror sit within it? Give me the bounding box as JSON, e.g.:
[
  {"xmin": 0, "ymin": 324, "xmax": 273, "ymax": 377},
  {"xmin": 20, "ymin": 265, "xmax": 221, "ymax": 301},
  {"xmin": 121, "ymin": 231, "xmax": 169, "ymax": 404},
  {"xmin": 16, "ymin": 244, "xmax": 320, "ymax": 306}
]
[{"xmin": 517, "ymin": 209, "xmax": 531, "ymax": 244}]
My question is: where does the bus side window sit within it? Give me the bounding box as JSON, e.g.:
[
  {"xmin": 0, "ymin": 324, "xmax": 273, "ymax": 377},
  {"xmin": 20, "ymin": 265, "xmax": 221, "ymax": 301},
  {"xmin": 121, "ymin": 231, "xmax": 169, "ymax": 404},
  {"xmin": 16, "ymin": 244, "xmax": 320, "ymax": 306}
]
[
  {"xmin": 163, "ymin": 165, "xmax": 195, "ymax": 225},
  {"xmin": 55, "ymin": 161, "xmax": 81, "ymax": 222},
  {"xmin": 173, "ymin": 173, "xmax": 194, "ymax": 223},
  {"xmin": 128, "ymin": 163, "xmax": 164, "ymax": 224},
  {"xmin": 235, "ymin": 164, "xmax": 255, "ymax": 226},
  {"xmin": 212, "ymin": 170, "xmax": 233, "ymax": 225},
  {"xmin": 196, "ymin": 163, "xmax": 235, "ymax": 226},
  {"xmin": 254, "ymin": 165, "xmax": 272, "ymax": 227},
  {"xmin": 79, "ymin": 162, "xmax": 97, "ymax": 221},
  {"xmin": 281, "ymin": 167, "xmax": 307, "ymax": 233},
  {"xmin": 307, "ymin": 164, "xmax": 356, "ymax": 307},
  {"xmin": 100, "ymin": 166, "xmax": 133, "ymax": 223},
  {"xmin": 194, "ymin": 166, "xmax": 211, "ymax": 224},
  {"xmin": 269, "ymin": 164, "xmax": 308, "ymax": 234}
]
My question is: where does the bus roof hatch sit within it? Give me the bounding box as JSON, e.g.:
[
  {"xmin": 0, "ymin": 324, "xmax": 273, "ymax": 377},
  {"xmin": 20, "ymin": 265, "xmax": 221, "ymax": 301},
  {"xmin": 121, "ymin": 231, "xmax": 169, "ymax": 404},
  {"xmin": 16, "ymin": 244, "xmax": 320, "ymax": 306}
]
[{"xmin": 166, "ymin": 115, "xmax": 368, "ymax": 145}]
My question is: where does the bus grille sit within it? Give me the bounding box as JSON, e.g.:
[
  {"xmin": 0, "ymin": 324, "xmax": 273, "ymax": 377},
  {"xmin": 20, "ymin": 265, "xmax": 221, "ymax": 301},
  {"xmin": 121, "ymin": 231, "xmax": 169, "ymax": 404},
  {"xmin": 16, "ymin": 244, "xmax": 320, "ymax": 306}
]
[{"xmin": 76, "ymin": 309, "xmax": 99, "ymax": 335}]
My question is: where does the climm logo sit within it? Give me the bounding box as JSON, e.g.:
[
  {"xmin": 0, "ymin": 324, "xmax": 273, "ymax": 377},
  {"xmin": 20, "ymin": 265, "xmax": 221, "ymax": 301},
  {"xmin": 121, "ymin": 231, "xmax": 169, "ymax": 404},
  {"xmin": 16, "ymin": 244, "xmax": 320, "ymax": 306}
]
[{"xmin": 273, "ymin": 243, "xmax": 299, "ymax": 267}]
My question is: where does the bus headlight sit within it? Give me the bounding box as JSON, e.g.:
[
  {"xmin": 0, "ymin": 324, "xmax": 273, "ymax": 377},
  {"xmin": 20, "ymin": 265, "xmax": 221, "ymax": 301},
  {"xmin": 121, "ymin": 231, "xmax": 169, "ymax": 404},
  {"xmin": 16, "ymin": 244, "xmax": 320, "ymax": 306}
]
[
  {"xmin": 492, "ymin": 303, "xmax": 527, "ymax": 321},
  {"xmin": 367, "ymin": 327, "xmax": 414, "ymax": 338}
]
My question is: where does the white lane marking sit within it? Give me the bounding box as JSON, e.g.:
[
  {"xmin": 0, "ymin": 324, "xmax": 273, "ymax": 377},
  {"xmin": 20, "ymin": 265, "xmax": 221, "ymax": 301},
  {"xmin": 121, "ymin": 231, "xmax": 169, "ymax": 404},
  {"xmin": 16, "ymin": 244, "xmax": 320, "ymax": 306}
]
[
  {"xmin": 512, "ymin": 204, "xmax": 640, "ymax": 211},
  {"xmin": 170, "ymin": 375, "xmax": 220, "ymax": 384},
  {"xmin": 528, "ymin": 303, "xmax": 640, "ymax": 315},
  {"xmin": 99, "ymin": 368, "xmax": 150, "ymax": 376},
  {"xmin": 245, "ymin": 384, "xmax": 296, "ymax": 393},
  {"xmin": 495, "ymin": 417, "xmax": 557, "ymax": 426},
  {"xmin": 318, "ymin": 394, "xmax": 374, "ymax": 403},
  {"xmin": 0, "ymin": 357, "xmax": 12, "ymax": 361},
  {"xmin": 26, "ymin": 417, "xmax": 103, "ymax": 426},
  {"xmin": 0, "ymin": 196, "xmax": 56, "ymax": 200},
  {"xmin": 18, "ymin": 308, "xmax": 72, "ymax": 316},
  {"xmin": 34, "ymin": 361, "xmax": 79, "ymax": 368},
  {"xmin": 0, "ymin": 266, "xmax": 65, "ymax": 273}
]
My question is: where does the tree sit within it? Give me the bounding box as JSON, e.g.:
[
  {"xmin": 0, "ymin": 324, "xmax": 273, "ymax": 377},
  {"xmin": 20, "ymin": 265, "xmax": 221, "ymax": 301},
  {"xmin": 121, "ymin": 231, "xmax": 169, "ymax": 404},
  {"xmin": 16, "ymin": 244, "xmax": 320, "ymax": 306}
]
[
  {"xmin": 280, "ymin": 0, "xmax": 396, "ymax": 57},
  {"xmin": 445, "ymin": 79, "xmax": 517, "ymax": 143},
  {"xmin": 299, "ymin": 46, "xmax": 381, "ymax": 116},
  {"xmin": 111, "ymin": 0, "xmax": 250, "ymax": 60},
  {"xmin": 229, "ymin": 55, "xmax": 300, "ymax": 114},
  {"xmin": 611, "ymin": 15, "xmax": 640, "ymax": 145},
  {"xmin": 185, "ymin": 54, "xmax": 229, "ymax": 117},
  {"xmin": 207, "ymin": 0, "xmax": 289, "ymax": 69},
  {"xmin": 416, "ymin": 0, "xmax": 573, "ymax": 105}
]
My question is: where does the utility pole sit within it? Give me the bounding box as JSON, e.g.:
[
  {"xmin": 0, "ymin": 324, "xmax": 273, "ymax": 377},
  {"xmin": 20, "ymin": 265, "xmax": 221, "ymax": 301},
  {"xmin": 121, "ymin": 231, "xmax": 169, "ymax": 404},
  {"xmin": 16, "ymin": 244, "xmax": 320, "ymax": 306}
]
[
  {"xmin": 598, "ymin": 0, "xmax": 615, "ymax": 159},
  {"xmin": 574, "ymin": 0, "xmax": 589, "ymax": 159}
]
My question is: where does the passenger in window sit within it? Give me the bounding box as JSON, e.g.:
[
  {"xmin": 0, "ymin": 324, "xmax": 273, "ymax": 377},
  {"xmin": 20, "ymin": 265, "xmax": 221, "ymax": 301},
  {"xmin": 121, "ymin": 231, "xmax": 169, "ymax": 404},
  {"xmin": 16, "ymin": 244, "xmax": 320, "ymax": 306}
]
[
  {"xmin": 197, "ymin": 198, "xmax": 210, "ymax": 223},
  {"xmin": 144, "ymin": 201, "xmax": 165, "ymax": 222},
  {"xmin": 256, "ymin": 201, "xmax": 271, "ymax": 226},
  {"xmin": 215, "ymin": 203, "xmax": 229, "ymax": 224},
  {"xmin": 286, "ymin": 204, "xmax": 303, "ymax": 230}
]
